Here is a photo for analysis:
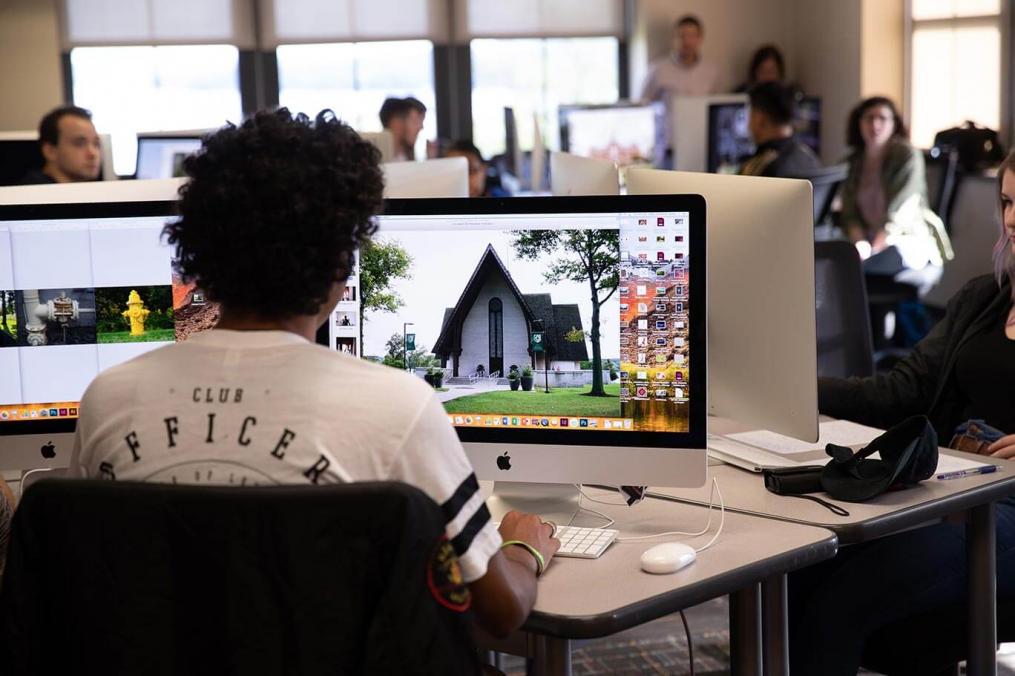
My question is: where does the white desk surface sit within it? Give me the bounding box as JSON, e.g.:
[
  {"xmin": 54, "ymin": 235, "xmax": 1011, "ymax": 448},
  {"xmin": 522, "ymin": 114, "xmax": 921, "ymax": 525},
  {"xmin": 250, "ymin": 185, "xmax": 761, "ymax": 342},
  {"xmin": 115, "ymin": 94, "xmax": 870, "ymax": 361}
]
[{"xmin": 496, "ymin": 486, "xmax": 836, "ymax": 639}]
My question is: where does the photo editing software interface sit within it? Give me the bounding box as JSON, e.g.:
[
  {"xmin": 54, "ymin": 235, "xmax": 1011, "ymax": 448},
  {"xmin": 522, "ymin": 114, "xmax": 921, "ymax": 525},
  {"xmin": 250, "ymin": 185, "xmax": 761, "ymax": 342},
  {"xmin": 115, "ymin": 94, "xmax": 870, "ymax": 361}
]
[
  {"xmin": 2, "ymin": 207, "xmax": 694, "ymax": 441},
  {"xmin": 349, "ymin": 210, "xmax": 694, "ymax": 436}
]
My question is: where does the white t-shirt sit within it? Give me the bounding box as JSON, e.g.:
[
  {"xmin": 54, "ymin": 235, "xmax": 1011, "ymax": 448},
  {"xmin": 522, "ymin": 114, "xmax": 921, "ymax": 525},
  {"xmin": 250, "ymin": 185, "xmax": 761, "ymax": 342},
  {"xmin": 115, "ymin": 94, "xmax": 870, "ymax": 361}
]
[{"xmin": 70, "ymin": 329, "xmax": 501, "ymax": 582}]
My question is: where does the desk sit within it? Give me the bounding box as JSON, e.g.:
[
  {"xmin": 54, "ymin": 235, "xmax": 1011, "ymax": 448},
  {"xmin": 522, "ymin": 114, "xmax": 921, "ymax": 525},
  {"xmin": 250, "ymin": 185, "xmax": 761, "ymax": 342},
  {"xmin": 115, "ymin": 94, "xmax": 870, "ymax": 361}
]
[
  {"xmin": 483, "ymin": 487, "xmax": 837, "ymax": 676},
  {"xmin": 658, "ymin": 423, "xmax": 1015, "ymax": 676}
]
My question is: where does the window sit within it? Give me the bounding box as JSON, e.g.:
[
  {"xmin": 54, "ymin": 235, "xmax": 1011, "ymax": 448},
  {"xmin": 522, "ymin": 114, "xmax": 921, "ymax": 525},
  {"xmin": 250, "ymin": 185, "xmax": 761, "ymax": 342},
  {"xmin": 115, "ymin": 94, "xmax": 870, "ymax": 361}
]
[
  {"xmin": 908, "ymin": 0, "xmax": 1002, "ymax": 148},
  {"xmin": 276, "ymin": 40, "xmax": 436, "ymax": 160},
  {"xmin": 70, "ymin": 45, "xmax": 242, "ymax": 175},
  {"xmin": 488, "ymin": 297, "xmax": 503, "ymax": 363},
  {"xmin": 470, "ymin": 37, "xmax": 619, "ymax": 158}
]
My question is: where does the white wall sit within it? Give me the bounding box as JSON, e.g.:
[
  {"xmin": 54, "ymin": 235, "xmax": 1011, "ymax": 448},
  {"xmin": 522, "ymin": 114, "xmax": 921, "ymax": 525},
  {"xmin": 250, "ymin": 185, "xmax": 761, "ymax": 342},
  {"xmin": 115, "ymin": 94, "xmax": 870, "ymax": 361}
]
[{"xmin": 0, "ymin": 0, "xmax": 63, "ymax": 131}]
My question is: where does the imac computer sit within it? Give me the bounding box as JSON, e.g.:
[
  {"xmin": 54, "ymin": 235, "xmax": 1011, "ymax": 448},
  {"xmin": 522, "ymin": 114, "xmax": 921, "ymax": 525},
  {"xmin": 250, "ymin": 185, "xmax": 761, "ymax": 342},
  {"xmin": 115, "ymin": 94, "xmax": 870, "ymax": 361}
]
[
  {"xmin": 558, "ymin": 103, "xmax": 665, "ymax": 168},
  {"xmin": 135, "ymin": 135, "xmax": 204, "ymax": 180},
  {"xmin": 627, "ymin": 168, "xmax": 818, "ymax": 442},
  {"xmin": 357, "ymin": 130, "xmax": 395, "ymax": 163},
  {"xmin": 1, "ymin": 195, "xmax": 707, "ymax": 515},
  {"xmin": 550, "ymin": 152, "xmax": 619, "ymax": 196},
  {"xmin": 382, "ymin": 157, "xmax": 469, "ymax": 198},
  {"xmin": 671, "ymin": 94, "xmax": 748, "ymax": 173},
  {"xmin": 795, "ymin": 96, "xmax": 822, "ymax": 157},
  {"xmin": 0, "ymin": 178, "xmax": 186, "ymax": 206},
  {"xmin": 707, "ymin": 102, "xmax": 755, "ymax": 174}
]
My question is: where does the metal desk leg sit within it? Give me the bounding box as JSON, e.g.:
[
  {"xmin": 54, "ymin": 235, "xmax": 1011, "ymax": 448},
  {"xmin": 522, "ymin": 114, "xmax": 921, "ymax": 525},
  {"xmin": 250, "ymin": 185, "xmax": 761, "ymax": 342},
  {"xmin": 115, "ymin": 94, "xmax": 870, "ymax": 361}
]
[
  {"xmin": 762, "ymin": 574, "xmax": 789, "ymax": 676},
  {"xmin": 530, "ymin": 636, "xmax": 572, "ymax": 676},
  {"xmin": 730, "ymin": 584, "xmax": 763, "ymax": 676},
  {"xmin": 967, "ymin": 501, "xmax": 997, "ymax": 676}
]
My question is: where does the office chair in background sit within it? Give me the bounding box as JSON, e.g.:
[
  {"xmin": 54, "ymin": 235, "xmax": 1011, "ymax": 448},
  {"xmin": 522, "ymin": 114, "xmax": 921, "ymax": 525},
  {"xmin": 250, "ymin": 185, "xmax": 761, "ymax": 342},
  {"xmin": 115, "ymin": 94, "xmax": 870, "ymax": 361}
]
[
  {"xmin": 814, "ymin": 241, "xmax": 875, "ymax": 379},
  {"xmin": 0, "ymin": 480, "xmax": 482, "ymax": 676},
  {"xmin": 801, "ymin": 163, "xmax": 849, "ymax": 229}
]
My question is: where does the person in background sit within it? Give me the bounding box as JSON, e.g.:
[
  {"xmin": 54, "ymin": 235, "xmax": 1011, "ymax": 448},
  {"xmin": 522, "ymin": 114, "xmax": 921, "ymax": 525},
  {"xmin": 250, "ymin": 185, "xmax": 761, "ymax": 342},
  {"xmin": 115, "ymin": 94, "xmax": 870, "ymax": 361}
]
[
  {"xmin": 20, "ymin": 106, "xmax": 101, "ymax": 185},
  {"xmin": 739, "ymin": 82, "xmax": 820, "ymax": 178},
  {"xmin": 69, "ymin": 108, "xmax": 559, "ymax": 638},
  {"xmin": 445, "ymin": 140, "xmax": 510, "ymax": 198},
  {"xmin": 379, "ymin": 97, "xmax": 427, "ymax": 161},
  {"xmin": 839, "ymin": 96, "xmax": 952, "ymax": 290},
  {"xmin": 735, "ymin": 45, "xmax": 786, "ymax": 93},
  {"xmin": 640, "ymin": 15, "xmax": 719, "ymax": 102},
  {"xmin": 789, "ymin": 148, "xmax": 1015, "ymax": 676}
]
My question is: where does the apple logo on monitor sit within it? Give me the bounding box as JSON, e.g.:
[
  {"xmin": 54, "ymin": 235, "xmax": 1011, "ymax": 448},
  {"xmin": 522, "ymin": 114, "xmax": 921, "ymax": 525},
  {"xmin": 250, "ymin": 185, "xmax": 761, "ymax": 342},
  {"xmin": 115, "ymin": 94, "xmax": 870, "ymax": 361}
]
[
  {"xmin": 40, "ymin": 441, "xmax": 56, "ymax": 459},
  {"xmin": 496, "ymin": 452, "xmax": 512, "ymax": 471}
]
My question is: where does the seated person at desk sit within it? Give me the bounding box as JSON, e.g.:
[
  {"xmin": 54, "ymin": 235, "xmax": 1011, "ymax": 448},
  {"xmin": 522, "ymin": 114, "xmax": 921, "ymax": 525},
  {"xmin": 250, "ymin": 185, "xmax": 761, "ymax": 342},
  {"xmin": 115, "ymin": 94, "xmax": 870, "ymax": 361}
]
[
  {"xmin": 67, "ymin": 109, "xmax": 559, "ymax": 637},
  {"xmin": 739, "ymin": 82, "xmax": 820, "ymax": 178},
  {"xmin": 640, "ymin": 15, "xmax": 719, "ymax": 101},
  {"xmin": 734, "ymin": 44, "xmax": 786, "ymax": 93},
  {"xmin": 838, "ymin": 96, "xmax": 953, "ymax": 295},
  {"xmin": 379, "ymin": 96, "xmax": 426, "ymax": 161},
  {"xmin": 20, "ymin": 106, "xmax": 101, "ymax": 185},
  {"xmin": 788, "ymin": 148, "xmax": 1015, "ymax": 675},
  {"xmin": 445, "ymin": 140, "xmax": 510, "ymax": 198}
]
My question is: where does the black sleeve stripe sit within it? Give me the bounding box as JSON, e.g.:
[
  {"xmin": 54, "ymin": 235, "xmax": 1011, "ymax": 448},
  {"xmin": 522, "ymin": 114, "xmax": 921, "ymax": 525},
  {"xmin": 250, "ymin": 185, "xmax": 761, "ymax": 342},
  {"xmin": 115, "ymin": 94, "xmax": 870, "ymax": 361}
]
[
  {"xmin": 441, "ymin": 472, "xmax": 480, "ymax": 524},
  {"xmin": 450, "ymin": 502, "xmax": 491, "ymax": 558}
]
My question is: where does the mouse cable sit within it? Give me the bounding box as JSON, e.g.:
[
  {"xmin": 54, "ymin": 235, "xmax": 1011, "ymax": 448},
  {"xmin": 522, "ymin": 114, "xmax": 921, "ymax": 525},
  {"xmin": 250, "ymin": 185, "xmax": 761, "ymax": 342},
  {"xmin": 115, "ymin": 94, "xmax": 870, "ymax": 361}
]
[
  {"xmin": 614, "ymin": 477, "xmax": 723, "ymax": 545},
  {"xmin": 680, "ymin": 609, "xmax": 696, "ymax": 676}
]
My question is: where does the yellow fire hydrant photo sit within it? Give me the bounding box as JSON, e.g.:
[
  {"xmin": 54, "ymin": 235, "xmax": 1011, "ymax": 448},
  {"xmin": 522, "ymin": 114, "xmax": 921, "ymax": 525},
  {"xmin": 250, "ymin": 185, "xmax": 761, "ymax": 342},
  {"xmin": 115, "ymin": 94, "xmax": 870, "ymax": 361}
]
[{"xmin": 122, "ymin": 289, "xmax": 150, "ymax": 336}]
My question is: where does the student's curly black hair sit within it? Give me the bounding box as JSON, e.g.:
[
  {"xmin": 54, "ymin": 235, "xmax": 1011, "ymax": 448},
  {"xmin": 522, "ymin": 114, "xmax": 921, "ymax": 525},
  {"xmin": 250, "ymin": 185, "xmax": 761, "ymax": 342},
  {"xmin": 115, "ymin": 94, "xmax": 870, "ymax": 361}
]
[{"xmin": 165, "ymin": 108, "xmax": 383, "ymax": 317}]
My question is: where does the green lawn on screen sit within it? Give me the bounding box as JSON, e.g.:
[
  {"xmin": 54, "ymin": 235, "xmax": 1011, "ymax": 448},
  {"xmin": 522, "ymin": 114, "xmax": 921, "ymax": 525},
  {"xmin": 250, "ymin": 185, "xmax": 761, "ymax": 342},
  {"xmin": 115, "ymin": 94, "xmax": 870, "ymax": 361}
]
[
  {"xmin": 98, "ymin": 329, "xmax": 176, "ymax": 344},
  {"xmin": 443, "ymin": 384, "xmax": 621, "ymax": 417}
]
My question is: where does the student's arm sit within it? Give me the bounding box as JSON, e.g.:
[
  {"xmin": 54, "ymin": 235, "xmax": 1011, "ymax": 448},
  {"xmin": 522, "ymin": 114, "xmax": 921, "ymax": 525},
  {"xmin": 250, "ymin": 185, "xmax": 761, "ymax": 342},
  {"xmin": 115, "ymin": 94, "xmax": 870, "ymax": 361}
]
[{"xmin": 469, "ymin": 511, "xmax": 560, "ymax": 637}]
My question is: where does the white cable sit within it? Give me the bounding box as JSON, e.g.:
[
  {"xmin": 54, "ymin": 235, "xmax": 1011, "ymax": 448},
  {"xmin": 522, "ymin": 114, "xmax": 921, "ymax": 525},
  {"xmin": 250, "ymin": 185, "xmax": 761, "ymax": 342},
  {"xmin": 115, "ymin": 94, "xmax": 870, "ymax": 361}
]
[
  {"xmin": 565, "ymin": 484, "xmax": 616, "ymax": 528},
  {"xmin": 690, "ymin": 478, "xmax": 725, "ymax": 553},
  {"xmin": 615, "ymin": 477, "xmax": 720, "ymax": 542}
]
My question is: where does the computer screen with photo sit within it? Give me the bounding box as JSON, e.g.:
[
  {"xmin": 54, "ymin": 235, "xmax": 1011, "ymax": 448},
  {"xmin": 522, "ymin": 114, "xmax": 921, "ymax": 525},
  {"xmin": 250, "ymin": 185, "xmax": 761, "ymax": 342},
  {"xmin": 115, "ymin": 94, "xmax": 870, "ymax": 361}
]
[
  {"xmin": 2, "ymin": 196, "xmax": 706, "ymax": 486},
  {"xmin": 135, "ymin": 137, "xmax": 203, "ymax": 180},
  {"xmin": 559, "ymin": 104, "xmax": 665, "ymax": 168}
]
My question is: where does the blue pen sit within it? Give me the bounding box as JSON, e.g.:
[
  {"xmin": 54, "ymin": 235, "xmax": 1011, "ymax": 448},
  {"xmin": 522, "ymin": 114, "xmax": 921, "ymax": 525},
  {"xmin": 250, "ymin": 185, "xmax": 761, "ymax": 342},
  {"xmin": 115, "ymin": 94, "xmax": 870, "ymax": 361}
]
[{"xmin": 936, "ymin": 465, "xmax": 999, "ymax": 480}]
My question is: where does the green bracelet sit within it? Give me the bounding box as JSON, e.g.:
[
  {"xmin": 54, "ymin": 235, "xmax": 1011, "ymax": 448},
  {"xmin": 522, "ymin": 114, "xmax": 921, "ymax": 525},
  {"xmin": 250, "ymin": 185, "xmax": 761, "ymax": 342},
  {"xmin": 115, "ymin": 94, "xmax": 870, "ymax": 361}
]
[{"xmin": 501, "ymin": 540, "xmax": 545, "ymax": 576}]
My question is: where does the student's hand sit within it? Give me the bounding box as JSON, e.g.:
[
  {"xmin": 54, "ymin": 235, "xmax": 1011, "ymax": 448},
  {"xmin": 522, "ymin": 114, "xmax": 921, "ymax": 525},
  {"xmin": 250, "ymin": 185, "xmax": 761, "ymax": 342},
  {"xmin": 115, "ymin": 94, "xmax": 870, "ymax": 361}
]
[
  {"xmin": 988, "ymin": 434, "xmax": 1015, "ymax": 459},
  {"xmin": 498, "ymin": 510, "xmax": 561, "ymax": 569}
]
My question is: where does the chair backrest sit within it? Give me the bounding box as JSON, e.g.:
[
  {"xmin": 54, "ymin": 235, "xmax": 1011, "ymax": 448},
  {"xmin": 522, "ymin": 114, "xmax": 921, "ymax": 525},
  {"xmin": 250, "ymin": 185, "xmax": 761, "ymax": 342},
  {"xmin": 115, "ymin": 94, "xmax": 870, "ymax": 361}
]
[
  {"xmin": 814, "ymin": 240, "xmax": 875, "ymax": 379},
  {"xmin": 925, "ymin": 148, "xmax": 963, "ymax": 233},
  {"xmin": 0, "ymin": 480, "xmax": 480, "ymax": 676},
  {"xmin": 798, "ymin": 163, "xmax": 849, "ymax": 226}
]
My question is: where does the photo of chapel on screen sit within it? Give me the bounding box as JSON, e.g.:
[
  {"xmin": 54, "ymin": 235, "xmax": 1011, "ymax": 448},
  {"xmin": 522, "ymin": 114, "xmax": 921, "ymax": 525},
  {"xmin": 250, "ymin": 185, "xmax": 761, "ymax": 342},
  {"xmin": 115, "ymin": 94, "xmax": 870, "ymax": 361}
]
[{"xmin": 360, "ymin": 228, "xmax": 626, "ymax": 426}]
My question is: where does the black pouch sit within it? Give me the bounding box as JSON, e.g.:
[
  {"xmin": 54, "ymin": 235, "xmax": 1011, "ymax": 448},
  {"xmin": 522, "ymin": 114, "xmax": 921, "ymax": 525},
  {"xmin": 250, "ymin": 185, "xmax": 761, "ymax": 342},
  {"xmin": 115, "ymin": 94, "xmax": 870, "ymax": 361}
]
[{"xmin": 762, "ymin": 465, "xmax": 825, "ymax": 495}]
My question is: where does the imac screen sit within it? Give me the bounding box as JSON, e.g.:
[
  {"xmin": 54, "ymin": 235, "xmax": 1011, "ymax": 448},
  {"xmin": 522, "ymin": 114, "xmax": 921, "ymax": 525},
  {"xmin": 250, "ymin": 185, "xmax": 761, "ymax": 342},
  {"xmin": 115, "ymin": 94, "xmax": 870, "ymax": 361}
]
[
  {"xmin": 707, "ymin": 103, "xmax": 755, "ymax": 174},
  {"xmin": 562, "ymin": 106, "xmax": 661, "ymax": 168}
]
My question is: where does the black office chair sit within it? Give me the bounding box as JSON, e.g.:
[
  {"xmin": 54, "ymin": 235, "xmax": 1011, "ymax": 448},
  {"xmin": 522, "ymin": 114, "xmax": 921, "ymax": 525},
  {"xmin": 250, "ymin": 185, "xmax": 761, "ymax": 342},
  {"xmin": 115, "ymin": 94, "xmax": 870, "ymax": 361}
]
[
  {"xmin": 814, "ymin": 241, "xmax": 875, "ymax": 379},
  {"xmin": 925, "ymin": 147, "xmax": 964, "ymax": 235},
  {"xmin": 0, "ymin": 479, "xmax": 482, "ymax": 676},
  {"xmin": 798, "ymin": 163, "xmax": 849, "ymax": 227}
]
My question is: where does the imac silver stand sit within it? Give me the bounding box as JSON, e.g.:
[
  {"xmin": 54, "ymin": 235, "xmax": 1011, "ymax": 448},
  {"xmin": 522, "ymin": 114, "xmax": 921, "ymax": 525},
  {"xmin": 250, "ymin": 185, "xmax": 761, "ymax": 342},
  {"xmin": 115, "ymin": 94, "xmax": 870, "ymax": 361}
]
[{"xmin": 487, "ymin": 482, "xmax": 582, "ymax": 524}]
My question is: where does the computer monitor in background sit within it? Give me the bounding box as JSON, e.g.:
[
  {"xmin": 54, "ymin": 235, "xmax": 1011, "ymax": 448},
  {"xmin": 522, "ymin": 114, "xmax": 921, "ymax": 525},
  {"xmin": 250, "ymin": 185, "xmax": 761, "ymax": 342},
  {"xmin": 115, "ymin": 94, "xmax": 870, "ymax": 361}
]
[
  {"xmin": 369, "ymin": 195, "xmax": 707, "ymax": 497},
  {"xmin": 559, "ymin": 103, "xmax": 665, "ymax": 168},
  {"xmin": 550, "ymin": 152, "xmax": 619, "ymax": 196},
  {"xmin": 0, "ymin": 132, "xmax": 117, "ymax": 185},
  {"xmin": 0, "ymin": 133, "xmax": 42, "ymax": 187},
  {"xmin": 627, "ymin": 168, "xmax": 818, "ymax": 442},
  {"xmin": 707, "ymin": 102, "xmax": 755, "ymax": 174},
  {"xmin": 382, "ymin": 157, "xmax": 469, "ymax": 198},
  {"xmin": 795, "ymin": 96, "xmax": 822, "ymax": 157},
  {"xmin": 672, "ymin": 94, "xmax": 748, "ymax": 172},
  {"xmin": 529, "ymin": 112, "xmax": 546, "ymax": 192},
  {"xmin": 504, "ymin": 107, "xmax": 521, "ymax": 178},
  {"xmin": 357, "ymin": 130, "xmax": 395, "ymax": 163},
  {"xmin": 0, "ymin": 178, "xmax": 186, "ymax": 206},
  {"xmin": 135, "ymin": 135, "xmax": 204, "ymax": 180},
  {"xmin": 0, "ymin": 199, "xmax": 180, "ymax": 469}
]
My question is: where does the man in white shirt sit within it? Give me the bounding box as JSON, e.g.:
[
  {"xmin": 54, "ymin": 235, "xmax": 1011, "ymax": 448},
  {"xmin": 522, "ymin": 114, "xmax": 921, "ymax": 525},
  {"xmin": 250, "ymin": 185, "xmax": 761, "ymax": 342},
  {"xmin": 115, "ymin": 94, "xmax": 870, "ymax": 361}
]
[
  {"xmin": 70, "ymin": 107, "xmax": 558, "ymax": 638},
  {"xmin": 640, "ymin": 15, "xmax": 719, "ymax": 101}
]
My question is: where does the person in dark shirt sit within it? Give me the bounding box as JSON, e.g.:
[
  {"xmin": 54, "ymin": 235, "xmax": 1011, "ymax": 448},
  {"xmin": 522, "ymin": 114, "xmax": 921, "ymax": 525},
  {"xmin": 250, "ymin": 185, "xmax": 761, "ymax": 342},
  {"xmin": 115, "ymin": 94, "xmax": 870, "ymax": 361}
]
[
  {"xmin": 788, "ymin": 148, "xmax": 1015, "ymax": 675},
  {"xmin": 444, "ymin": 140, "xmax": 510, "ymax": 198},
  {"xmin": 20, "ymin": 106, "xmax": 102, "ymax": 185},
  {"xmin": 734, "ymin": 44, "xmax": 786, "ymax": 93},
  {"xmin": 739, "ymin": 82, "xmax": 820, "ymax": 178}
]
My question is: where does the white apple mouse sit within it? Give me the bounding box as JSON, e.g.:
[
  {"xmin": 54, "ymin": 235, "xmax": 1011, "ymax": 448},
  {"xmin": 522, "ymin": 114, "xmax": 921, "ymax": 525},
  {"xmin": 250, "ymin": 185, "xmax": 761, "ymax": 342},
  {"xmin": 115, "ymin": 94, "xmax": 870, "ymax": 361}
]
[{"xmin": 640, "ymin": 542, "xmax": 697, "ymax": 574}]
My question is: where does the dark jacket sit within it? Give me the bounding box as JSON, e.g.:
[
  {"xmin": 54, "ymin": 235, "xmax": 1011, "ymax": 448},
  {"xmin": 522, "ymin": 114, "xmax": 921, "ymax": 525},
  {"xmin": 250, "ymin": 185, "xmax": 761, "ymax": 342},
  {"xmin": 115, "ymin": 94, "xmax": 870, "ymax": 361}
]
[
  {"xmin": 0, "ymin": 480, "xmax": 481, "ymax": 676},
  {"xmin": 739, "ymin": 136, "xmax": 821, "ymax": 179},
  {"xmin": 819, "ymin": 274, "xmax": 1011, "ymax": 440},
  {"xmin": 17, "ymin": 169, "xmax": 55, "ymax": 185}
]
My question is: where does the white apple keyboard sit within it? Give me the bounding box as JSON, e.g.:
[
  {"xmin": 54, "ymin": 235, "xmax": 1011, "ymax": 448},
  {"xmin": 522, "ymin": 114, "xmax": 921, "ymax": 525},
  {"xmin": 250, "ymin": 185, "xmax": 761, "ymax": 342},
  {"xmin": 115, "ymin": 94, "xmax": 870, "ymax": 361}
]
[{"xmin": 552, "ymin": 526, "xmax": 619, "ymax": 559}]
